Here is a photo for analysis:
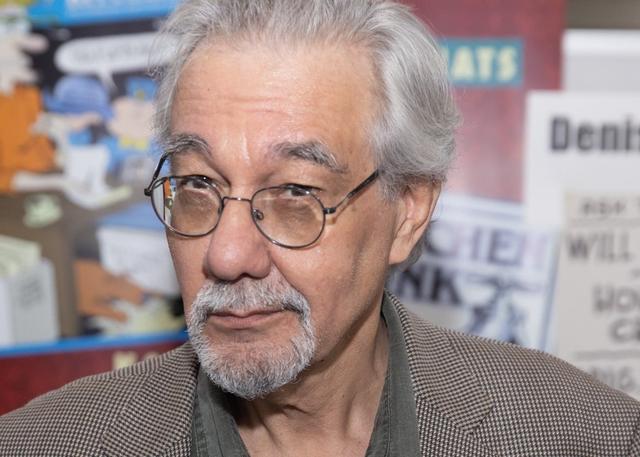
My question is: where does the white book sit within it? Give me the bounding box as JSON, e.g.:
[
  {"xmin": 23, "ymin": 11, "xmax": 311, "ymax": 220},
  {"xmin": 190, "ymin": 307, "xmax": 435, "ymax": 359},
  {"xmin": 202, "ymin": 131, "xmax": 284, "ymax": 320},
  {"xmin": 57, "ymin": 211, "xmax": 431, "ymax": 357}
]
[{"xmin": 0, "ymin": 258, "xmax": 59, "ymax": 346}]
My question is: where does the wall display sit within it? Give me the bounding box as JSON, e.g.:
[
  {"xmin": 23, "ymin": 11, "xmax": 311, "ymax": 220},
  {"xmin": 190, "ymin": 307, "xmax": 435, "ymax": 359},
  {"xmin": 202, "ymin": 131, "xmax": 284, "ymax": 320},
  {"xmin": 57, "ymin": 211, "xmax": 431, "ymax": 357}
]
[
  {"xmin": 524, "ymin": 92, "xmax": 640, "ymax": 228},
  {"xmin": 554, "ymin": 193, "xmax": 640, "ymax": 401},
  {"xmin": 0, "ymin": 0, "xmax": 567, "ymax": 412},
  {"xmin": 0, "ymin": 0, "xmax": 184, "ymax": 410},
  {"xmin": 0, "ymin": 0, "xmax": 182, "ymax": 340}
]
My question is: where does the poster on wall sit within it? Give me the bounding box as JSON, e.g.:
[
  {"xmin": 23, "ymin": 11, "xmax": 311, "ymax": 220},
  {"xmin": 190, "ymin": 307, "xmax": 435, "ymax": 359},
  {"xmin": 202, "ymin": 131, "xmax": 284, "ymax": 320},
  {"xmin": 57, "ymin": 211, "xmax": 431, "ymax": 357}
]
[
  {"xmin": 554, "ymin": 193, "xmax": 640, "ymax": 401},
  {"xmin": 388, "ymin": 195, "xmax": 557, "ymax": 350},
  {"xmin": 0, "ymin": 0, "xmax": 184, "ymax": 345},
  {"xmin": 524, "ymin": 92, "xmax": 640, "ymax": 228}
]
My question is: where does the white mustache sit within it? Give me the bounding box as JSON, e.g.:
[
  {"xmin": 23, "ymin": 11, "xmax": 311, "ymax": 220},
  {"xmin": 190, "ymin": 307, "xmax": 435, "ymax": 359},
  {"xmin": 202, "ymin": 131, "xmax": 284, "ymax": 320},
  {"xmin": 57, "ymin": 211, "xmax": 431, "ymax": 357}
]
[{"xmin": 188, "ymin": 276, "xmax": 310, "ymax": 326}]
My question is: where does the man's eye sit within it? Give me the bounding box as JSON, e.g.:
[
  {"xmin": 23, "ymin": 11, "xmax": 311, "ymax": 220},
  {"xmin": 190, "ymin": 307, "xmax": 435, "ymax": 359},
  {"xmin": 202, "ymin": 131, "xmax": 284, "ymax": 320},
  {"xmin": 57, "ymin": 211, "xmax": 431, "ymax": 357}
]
[
  {"xmin": 283, "ymin": 185, "xmax": 315, "ymax": 197},
  {"xmin": 178, "ymin": 177, "xmax": 211, "ymax": 191}
]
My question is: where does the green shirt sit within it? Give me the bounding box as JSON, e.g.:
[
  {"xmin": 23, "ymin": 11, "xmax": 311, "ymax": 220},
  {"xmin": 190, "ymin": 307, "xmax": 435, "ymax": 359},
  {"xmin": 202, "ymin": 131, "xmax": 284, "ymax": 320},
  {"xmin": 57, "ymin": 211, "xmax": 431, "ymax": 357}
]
[{"xmin": 191, "ymin": 294, "xmax": 420, "ymax": 456}]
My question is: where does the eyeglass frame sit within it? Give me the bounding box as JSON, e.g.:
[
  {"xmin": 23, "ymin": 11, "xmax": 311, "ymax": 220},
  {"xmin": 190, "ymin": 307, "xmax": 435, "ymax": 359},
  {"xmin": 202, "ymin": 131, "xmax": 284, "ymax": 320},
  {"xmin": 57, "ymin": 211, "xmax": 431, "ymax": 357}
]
[{"xmin": 144, "ymin": 151, "xmax": 380, "ymax": 249}]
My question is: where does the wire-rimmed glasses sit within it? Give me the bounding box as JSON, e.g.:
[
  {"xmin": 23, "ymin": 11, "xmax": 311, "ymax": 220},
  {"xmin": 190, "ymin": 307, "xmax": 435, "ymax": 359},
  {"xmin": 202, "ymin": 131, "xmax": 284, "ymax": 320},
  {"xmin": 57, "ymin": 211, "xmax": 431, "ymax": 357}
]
[{"xmin": 144, "ymin": 153, "xmax": 379, "ymax": 249}]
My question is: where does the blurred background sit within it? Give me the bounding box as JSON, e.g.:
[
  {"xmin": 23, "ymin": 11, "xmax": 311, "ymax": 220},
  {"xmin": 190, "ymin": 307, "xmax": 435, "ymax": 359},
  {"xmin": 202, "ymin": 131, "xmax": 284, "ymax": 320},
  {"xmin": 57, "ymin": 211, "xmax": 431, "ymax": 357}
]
[{"xmin": 1, "ymin": 0, "xmax": 639, "ymax": 414}]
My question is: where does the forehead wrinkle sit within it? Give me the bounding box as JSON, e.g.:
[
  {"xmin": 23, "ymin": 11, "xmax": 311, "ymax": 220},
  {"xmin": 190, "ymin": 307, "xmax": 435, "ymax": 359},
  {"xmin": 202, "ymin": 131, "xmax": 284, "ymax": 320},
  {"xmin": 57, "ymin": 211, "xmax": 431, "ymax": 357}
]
[{"xmin": 269, "ymin": 140, "xmax": 348, "ymax": 174}]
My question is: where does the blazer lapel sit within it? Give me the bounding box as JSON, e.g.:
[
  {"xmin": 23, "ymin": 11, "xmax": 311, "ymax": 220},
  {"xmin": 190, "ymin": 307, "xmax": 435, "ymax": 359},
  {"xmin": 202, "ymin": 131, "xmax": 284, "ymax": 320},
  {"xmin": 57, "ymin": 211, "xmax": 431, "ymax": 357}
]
[
  {"xmin": 101, "ymin": 343, "xmax": 199, "ymax": 457},
  {"xmin": 390, "ymin": 294, "xmax": 495, "ymax": 457},
  {"xmin": 415, "ymin": 399, "xmax": 495, "ymax": 457}
]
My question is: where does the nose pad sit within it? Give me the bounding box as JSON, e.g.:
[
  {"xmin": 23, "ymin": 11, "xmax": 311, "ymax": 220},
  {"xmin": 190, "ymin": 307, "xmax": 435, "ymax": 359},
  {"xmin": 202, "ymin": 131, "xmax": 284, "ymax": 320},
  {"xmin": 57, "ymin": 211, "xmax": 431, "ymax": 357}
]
[{"xmin": 252, "ymin": 208, "xmax": 265, "ymax": 221}]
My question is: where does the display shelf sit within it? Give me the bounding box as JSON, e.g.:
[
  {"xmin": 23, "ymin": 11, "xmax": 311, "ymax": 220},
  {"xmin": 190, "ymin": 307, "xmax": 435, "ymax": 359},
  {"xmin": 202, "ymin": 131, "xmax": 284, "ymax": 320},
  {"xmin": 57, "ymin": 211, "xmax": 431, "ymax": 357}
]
[{"xmin": 0, "ymin": 330, "xmax": 188, "ymax": 358}]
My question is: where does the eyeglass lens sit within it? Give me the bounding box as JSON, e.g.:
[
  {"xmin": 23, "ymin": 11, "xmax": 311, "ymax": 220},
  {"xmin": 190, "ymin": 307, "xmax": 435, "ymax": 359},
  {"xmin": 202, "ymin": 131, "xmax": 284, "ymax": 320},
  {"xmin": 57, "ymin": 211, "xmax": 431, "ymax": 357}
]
[
  {"xmin": 252, "ymin": 187, "xmax": 324, "ymax": 247},
  {"xmin": 149, "ymin": 177, "xmax": 325, "ymax": 247}
]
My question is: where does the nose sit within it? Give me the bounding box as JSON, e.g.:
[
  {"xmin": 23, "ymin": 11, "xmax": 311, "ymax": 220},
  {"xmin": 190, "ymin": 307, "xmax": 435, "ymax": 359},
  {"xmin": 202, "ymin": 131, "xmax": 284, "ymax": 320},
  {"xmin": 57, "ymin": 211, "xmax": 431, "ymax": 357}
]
[{"xmin": 204, "ymin": 196, "xmax": 272, "ymax": 282}]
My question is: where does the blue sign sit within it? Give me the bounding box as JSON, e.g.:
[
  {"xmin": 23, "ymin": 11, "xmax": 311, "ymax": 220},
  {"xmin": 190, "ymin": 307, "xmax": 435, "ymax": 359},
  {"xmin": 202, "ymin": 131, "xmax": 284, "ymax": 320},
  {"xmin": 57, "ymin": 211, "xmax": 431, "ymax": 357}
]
[{"xmin": 441, "ymin": 38, "xmax": 524, "ymax": 88}]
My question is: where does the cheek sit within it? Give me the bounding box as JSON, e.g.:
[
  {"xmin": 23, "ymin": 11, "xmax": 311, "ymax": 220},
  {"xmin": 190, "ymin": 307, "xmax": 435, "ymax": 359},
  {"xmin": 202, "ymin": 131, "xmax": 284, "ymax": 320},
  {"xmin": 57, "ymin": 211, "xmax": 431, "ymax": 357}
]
[
  {"xmin": 271, "ymin": 247, "xmax": 332, "ymax": 298},
  {"xmin": 277, "ymin": 214, "xmax": 392, "ymax": 317}
]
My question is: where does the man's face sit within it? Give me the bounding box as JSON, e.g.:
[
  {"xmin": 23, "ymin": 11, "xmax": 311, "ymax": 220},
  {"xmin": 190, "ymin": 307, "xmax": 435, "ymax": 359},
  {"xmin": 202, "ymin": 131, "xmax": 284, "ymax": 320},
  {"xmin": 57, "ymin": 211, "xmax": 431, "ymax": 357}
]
[{"xmin": 168, "ymin": 40, "xmax": 404, "ymax": 396}]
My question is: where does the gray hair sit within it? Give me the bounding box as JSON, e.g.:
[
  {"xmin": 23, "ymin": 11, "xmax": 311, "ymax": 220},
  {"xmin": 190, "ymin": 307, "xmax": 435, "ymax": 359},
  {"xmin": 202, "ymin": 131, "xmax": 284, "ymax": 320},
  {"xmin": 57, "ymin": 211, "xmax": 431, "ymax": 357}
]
[{"xmin": 151, "ymin": 0, "xmax": 458, "ymax": 264}]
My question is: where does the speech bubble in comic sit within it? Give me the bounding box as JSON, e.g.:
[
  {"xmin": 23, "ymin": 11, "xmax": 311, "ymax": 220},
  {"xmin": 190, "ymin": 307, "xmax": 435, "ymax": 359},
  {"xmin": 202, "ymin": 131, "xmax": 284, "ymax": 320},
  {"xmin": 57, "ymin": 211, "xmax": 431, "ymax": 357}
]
[{"xmin": 54, "ymin": 32, "xmax": 174, "ymax": 89}]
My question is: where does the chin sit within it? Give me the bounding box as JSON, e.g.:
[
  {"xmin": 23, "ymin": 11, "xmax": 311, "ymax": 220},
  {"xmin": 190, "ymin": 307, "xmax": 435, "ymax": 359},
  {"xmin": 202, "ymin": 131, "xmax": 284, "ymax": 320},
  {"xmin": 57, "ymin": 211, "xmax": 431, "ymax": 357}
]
[
  {"xmin": 190, "ymin": 318, "xmax": 316, "ymax": 399},
  {"xmin": 197, "ymin": 336, "xmax": 315, "ymax": 399}
]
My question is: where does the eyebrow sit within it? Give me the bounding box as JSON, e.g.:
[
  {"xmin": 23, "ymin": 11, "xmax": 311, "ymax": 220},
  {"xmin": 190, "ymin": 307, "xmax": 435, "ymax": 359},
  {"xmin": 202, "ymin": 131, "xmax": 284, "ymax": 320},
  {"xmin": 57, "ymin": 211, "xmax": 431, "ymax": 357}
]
[
  {"xmin": 162, "ymin": 133, "xmax": 211, "ymax": 158},
  {"xmin": 269, "ymin": 141, "xmax": 348, "ymax": 174},
  {"xmin": 161, "ymin": 133, "xmax": 212, "ymax": 172},
  {"xmin": 161, "ymin": 134, "xmax": 348, "ymax": 174}
]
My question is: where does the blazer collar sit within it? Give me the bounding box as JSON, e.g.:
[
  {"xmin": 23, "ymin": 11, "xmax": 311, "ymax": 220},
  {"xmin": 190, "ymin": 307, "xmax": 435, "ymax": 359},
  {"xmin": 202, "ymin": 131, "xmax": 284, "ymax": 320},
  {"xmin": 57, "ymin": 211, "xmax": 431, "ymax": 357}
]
[
  {"xmin": 387, "ymin": 292, "xmax": 495, "ymax": 456},
  {"xmin": 101, "ymin": 343, "xmax": 198, "ymax": 457}
]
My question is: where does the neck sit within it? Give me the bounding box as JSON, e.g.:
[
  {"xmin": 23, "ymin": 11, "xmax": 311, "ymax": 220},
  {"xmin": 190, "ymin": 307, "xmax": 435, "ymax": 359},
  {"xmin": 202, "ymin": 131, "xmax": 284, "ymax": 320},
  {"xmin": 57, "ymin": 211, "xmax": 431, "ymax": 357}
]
[{"xmin": 232, "ymin": 293, "xmax": 389, "ymax": 457}]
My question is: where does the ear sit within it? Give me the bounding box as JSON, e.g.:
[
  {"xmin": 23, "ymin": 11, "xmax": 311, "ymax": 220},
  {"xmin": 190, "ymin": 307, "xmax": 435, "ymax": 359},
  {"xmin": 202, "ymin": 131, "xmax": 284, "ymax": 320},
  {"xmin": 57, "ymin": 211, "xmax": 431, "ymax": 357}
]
[{"xmin": 388, "ymin": 182, "xmax": 441, "ymax": 266}]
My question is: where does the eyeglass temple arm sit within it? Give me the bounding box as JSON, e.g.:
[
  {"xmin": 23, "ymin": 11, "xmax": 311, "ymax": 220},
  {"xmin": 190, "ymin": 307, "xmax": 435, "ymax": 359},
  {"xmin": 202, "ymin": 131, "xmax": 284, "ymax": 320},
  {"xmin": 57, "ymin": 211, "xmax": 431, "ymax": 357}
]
[
  {"xmin": 143, "ymin": 151, "xmax": 172, "ymax": 196},
  {"xmin": 323, "ymin": 170, "xmax": 380, "ymax": 215}
]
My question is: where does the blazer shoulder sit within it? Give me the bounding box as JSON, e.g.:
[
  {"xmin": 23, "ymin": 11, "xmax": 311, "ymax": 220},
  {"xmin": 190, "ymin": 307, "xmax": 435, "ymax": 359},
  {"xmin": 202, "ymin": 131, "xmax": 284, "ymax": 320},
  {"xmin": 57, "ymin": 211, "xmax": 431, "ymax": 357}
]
[
  {"xmin": 0, "ymin": 343, "xmax": 196, "ymax": 456},
  {"xmin": 392, "ymin": 299, "xmax": 640, "ymax": 455},
  {"xmin": 446, "ymin": 327, "xmax": 640, "ymax": 452},
  {"xmin": 443, "ymin": 323, "xmax": 639, "ymax": 408},
  {"xmin": 394, "ymin": 298, "xmax": 639, "ymax": 409}
]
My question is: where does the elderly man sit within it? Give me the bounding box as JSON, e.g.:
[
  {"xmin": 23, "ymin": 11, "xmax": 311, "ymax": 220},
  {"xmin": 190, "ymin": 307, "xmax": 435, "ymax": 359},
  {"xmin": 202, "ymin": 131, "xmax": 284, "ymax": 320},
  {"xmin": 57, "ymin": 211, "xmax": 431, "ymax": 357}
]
[{"xmin": 2, "ymin": 0, "xmax": 639, "ymax": 456}]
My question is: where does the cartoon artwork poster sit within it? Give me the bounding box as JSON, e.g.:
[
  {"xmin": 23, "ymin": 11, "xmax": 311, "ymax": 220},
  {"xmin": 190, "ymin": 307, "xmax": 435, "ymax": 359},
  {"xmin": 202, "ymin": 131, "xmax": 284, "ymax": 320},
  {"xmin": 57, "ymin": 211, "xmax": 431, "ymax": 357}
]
[
  {"xmin": 0, "ymin": 0, "xmax": 183, "ymax": 344},
  {"xmin": 15, "ymin": 19, "xmax": 161, "ymax": 206}
]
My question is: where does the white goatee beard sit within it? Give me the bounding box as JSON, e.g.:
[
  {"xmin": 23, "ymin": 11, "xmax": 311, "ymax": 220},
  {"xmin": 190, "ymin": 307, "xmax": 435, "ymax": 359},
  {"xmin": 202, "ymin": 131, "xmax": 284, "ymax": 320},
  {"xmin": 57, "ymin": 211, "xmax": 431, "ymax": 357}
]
[{"xmin": 187, "ymin": 274, "xmax": 316, "ymax": 400}]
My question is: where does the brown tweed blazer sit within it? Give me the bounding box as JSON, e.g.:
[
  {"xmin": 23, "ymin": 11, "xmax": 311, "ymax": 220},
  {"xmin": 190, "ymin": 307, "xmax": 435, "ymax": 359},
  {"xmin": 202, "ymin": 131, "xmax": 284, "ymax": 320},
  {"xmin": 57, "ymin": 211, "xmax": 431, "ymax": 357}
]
[{"xmin": 1, "ymin": 295, "xmax": 639, "ymax": 456}]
